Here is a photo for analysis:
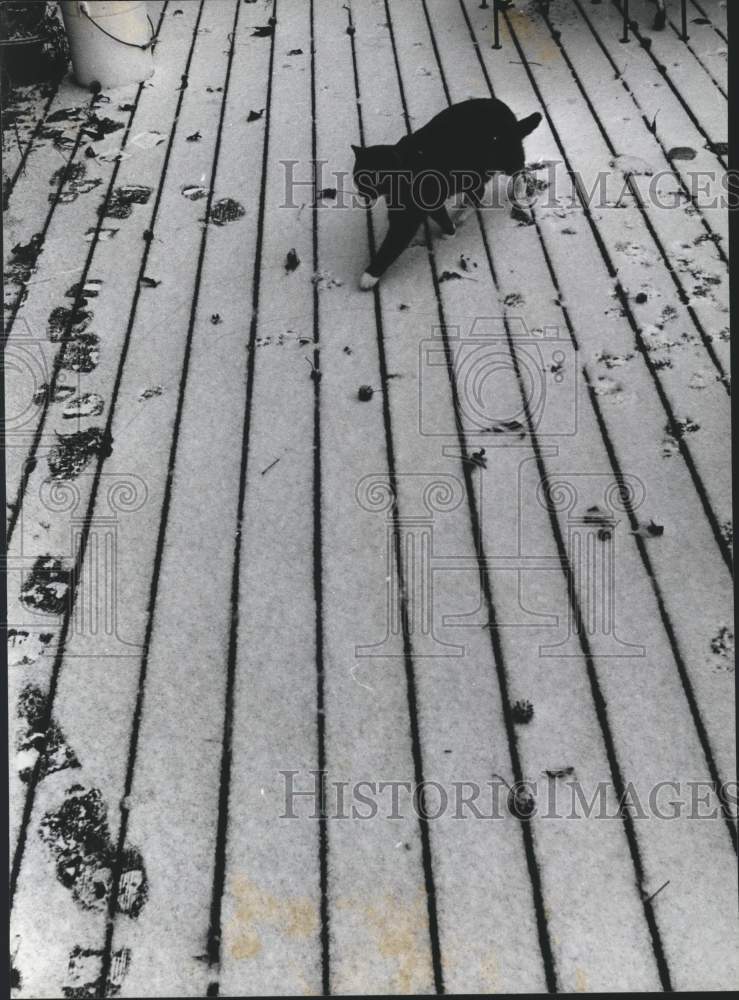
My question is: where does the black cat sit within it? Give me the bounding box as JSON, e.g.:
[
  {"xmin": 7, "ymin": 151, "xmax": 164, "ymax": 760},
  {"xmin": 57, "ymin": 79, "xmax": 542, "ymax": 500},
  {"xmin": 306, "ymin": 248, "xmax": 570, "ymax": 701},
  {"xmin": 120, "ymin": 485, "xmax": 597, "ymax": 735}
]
[{"xmin": 352, "ymin": 98, "xmax": 542, "ymax": 289}]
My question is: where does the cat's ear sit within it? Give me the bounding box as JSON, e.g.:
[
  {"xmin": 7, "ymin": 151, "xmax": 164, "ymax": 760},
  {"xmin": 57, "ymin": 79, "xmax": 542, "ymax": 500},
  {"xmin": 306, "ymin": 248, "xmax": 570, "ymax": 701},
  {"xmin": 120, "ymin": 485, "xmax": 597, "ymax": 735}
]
[
  {"xmin": 517, "ymin": 112, "xmax": 542, "ymax": 137},
  {"xmin": 351, "ymin": 143, "xmax": 362, "ymax": 155}
]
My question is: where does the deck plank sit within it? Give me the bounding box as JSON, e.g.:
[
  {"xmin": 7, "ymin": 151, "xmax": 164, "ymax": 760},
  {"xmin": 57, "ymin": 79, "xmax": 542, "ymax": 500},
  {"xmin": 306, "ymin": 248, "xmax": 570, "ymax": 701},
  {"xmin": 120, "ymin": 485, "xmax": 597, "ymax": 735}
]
[
  {"xmin": 410, "ymin": 0, "xmax": 735, "ymax": 989},
  {"xmin": 351, "ymin": 0, "xmax": 560, "ymax": 991},
  {"xmin": 614, "ymin": 0, "xmax": 727, "ymax": 147},
  {"xmin": 313, "ymin": 1, "xmax": 441, "ymax": 994},
  {"xmin": 471, "ymin": 0, "xmax": 734, "ymax": 758},
  {"xmin": 4, "ymin": 11, "xmax": 200, "ymax": 535},
  {"xmin": 2, "ymin": 81, "xmax": 60, "ymax": 202},
  {"xmin": 104, "ymin": 5, "xmax": 283, "ymax": 997},
  {"xmin": 462, "ymin": 0, "xmax": 731, "ymax": 776},
  {"xmin": 666, "ymin": 4, "xmax": 728, "ymax": 95},
  {"xmin": 213, "ymin": 1, "xmax": 325, "ymax": 993},
  {"xmin": 387, "ymin": 0, "xmax": 673, "ymax": 989},
  {"xmin": 574, "ymin": 0, "xmax": 728, "ymax": 245},
  {"xmin": 690, "ymin": 0, "xmax": 728, "ymax": 36},
  {"xmin": 7, "ymin": 0, "xmax": 198, "ymax": 853},
  {"xmin": 2, "ymin": 80, "xmax": 94, "ymax": 290},
  {"xmin": 458, "ymin": 0, "xmax": 734, "ymax": 780},
  {"xmin": 459, "ymin": 0, "xmax": 737, "ymax": 988},
  {"xmin": 9, "ymin": 5, "xmax": 245, "ymax": 996},
  {"xmin": 495, "ymin": 5, "xmax": 731, "ymax": 540},
  {"xmin": 565, "ymin": 0, "xmax": 727, "ymax": 253}
]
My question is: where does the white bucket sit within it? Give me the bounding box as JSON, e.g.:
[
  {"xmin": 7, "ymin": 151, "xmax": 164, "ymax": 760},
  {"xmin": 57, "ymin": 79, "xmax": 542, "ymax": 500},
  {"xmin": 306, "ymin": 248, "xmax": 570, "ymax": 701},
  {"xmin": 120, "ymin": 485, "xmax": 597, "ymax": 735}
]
[{"xmin": 60, "ymin": 1, "xmax": 154, "ymax": 89}]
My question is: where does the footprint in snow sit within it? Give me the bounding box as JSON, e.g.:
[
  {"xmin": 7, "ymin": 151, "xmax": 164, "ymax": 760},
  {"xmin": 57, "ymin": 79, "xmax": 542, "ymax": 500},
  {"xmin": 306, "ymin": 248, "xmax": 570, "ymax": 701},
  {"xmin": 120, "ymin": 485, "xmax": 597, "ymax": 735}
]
[{"xmin": 610, "ymin": 154, "xmax": 654, "ymax": 177}]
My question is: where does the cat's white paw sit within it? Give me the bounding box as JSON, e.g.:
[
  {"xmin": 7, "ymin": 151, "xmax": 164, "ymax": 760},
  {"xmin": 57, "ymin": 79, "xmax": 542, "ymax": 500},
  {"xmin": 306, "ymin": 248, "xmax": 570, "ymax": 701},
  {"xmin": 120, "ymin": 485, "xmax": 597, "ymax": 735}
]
[
  {"xmin": 439, "ymin": 228, "xmax": 456, "ymax": 240},
  {"xmin": 359, "ymin": 272, "xmax": 379, "ymax": 291}
]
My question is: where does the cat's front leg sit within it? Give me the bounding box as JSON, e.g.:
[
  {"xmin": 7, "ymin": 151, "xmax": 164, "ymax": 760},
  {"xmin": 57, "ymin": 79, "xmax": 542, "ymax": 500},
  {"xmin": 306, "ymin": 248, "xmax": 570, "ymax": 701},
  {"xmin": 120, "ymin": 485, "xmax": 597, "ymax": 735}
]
[
  {"xmin": 359, "ymin": 272, "xmax": 381, "ymax": 291},
  {"xmin": 360, "ymin": 210, "xmax": 423, "ymax": 290},
  {"xmin": 453, "ymin": 180, "xmax": 487, "ymax": 226},
  {"xmin": 430, "ymin": 205, "xmax": 456, "ymax": 237}
]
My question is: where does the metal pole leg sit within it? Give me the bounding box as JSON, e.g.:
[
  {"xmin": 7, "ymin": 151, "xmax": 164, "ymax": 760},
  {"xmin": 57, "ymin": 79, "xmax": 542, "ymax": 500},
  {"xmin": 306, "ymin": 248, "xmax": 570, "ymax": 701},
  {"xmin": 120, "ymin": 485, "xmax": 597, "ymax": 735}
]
[
  {"xmin": 621, "ymin": 0, "xmax": 630, "ymax": 43},
  {"xmin": 493, "ymin": 0, "xmax": 501, "ymax": 49},
  {"xmin": 681, "ymin": 0, "xmax": 689, "ymax": 41}
]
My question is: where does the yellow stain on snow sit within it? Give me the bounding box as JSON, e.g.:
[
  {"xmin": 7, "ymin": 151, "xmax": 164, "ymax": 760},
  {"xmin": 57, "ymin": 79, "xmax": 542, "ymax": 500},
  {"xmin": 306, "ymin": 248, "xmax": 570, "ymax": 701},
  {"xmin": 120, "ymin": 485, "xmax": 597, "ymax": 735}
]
[
  {"xmin": 507, "ymin": 7, "xmax": 560, "ymax": 65},
  {"xmin": 478, "ymin": 952, "xmax": 500, "ymax": 992},
  {"xmin": 227, "ymin": 874, "xmax": 319, "ymax": 961},
  {"xmin": 575, "ymin": 967, "xmax": 589, "ymax": 992},
  {"xmin": 291, "ymin": 970, "xmax": 322, "ymax": 996},
  {"xmin": 336, "ymin": 891, "xmax": 431, "ymax": 993}
]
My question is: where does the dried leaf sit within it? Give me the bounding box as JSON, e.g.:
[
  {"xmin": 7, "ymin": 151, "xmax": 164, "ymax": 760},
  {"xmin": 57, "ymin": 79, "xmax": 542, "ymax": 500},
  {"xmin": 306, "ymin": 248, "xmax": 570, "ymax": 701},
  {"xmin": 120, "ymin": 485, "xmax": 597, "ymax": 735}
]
[{"xmin": 667, "ymin": 146, "xmax": 697, "ymax": 161}]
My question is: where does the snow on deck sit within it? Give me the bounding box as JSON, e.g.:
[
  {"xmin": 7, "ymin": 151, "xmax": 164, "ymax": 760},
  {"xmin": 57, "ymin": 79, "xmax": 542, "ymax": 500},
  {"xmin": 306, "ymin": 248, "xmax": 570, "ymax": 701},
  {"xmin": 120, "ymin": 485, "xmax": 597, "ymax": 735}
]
[{"xmin": 4, "ymin": 0, "xmax": 735, "ymax": 995}]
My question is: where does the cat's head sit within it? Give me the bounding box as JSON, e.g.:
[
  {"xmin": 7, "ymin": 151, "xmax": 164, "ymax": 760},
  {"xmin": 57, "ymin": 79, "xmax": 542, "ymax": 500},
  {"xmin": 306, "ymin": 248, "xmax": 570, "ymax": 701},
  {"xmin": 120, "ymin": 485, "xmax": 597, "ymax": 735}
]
[
  {"xmin": 351, "ymin": 143, "xmax": 402, "ymax": 206},
  {"xmin": 497, "ymin": 111, "xmax": 543, "ymax": 175}
]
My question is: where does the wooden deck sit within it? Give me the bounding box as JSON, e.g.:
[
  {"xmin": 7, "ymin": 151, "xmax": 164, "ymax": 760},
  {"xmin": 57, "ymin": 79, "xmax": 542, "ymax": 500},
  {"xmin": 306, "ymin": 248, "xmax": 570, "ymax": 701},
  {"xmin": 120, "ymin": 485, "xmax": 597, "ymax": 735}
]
[{"xmin": 4, "ymin": 0, "xmax": 735, "ymax": 995}]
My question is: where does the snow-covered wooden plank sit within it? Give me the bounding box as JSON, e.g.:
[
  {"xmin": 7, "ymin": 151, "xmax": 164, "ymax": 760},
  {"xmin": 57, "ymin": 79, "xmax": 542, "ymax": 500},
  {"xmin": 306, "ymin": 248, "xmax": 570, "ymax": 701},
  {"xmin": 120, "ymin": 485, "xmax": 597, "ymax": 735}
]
[
  {"xmin": 106, "ymin": 5, "xmax": 281, "ymax": 997},
  {"xmin": 3, "ymin": 81, "xmax": 162, "ymax": 520},
  {"xmin": 2, "ymin": 77, "xmax": 94, "ymax": 275},
  {"xmin": 506, "ymin": 2, "xmax": 730, "ymax": 378},
  {"xmin": 312, "ymin": 1, "xmax": 443, "ymax": 994},
  {"xmin": 690, "ymin": 0, "xmax": 728, "ymax": 38},
  {"xmin": 495, "ymin": 3, "xmax": 731, "ymax": 543},
  {"xmin": 349, "ymin": 1, "xmax": 557, "ymax": 992},
  {"xmin": 4, "ymin": 0, "xmax": 173, "ymax": 531},
  {"xmin": 8, "ymin": 5, "xmax": 244, "ymax": 997},
  {"xmin": 7, "ymin": 0, "xmax": 195, "ymax": 873},
  {"xmin": 211, "ymin": 1, "xmax": 325, "ymax": 994},
  {"xmin": 566, "ymin": 0, "xmax": 727, "ymax": 251},
  {"xmin": 613, "ymin": 0, "xmax": 726, "ymax": 149},
  {"xmin": 456, "ymin": 0, "xmax": 737, "ymax": 989},
  {"xmin": 464, "ymin": 0, "xmax": 734, "ymax": 790},
  {"xmin": 2, "ymin": 81, "xmax": 61, "ymax": 201},
  {"xmin": 466, "ymin": 0, "xmax": 734, "ymax": 799},
  {"xmin": 385, "ymin": 0, "xmax": 674, "ymax": 989},
  {"xmin": 3, "ymin": 1, "xmax": 166, "ymax": 336},
  {"xmin": 665, "ymin": 3, "xmax": 728, "ymax": 96}
]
